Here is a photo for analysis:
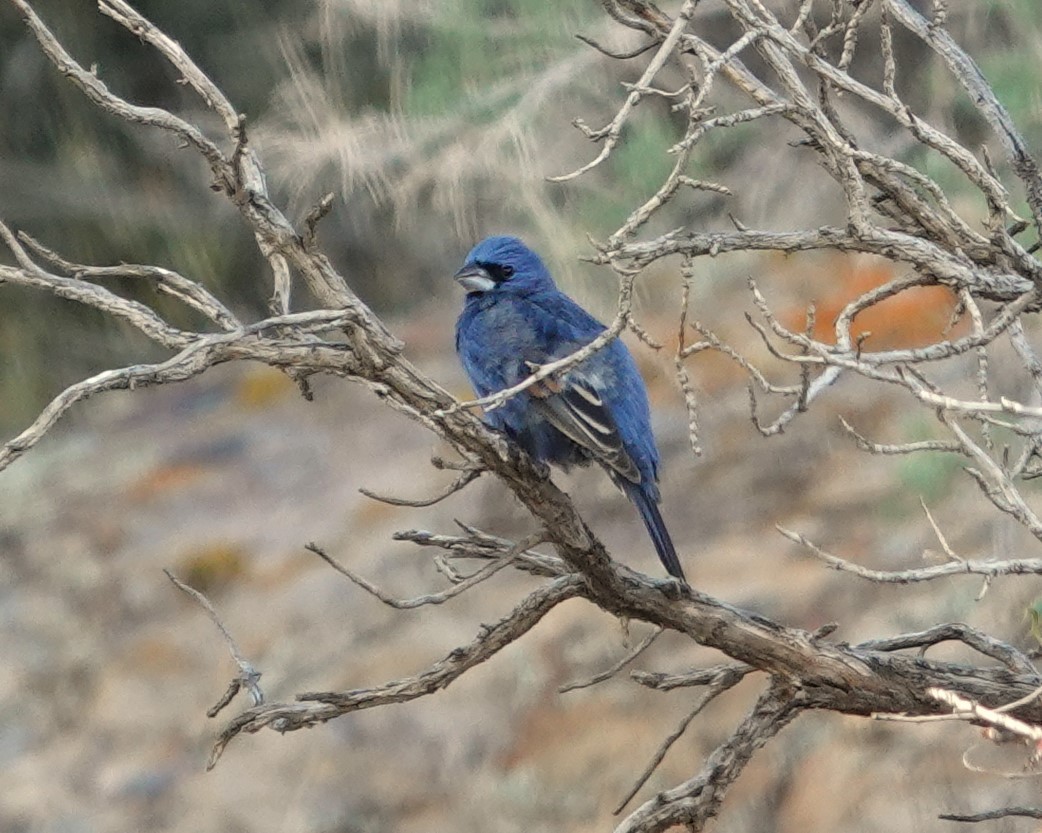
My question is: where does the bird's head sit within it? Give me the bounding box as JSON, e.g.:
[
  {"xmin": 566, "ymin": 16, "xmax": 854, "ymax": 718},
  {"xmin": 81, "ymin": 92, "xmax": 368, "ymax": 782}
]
[{"xmin": 454, "ymin": 236, "xmax": 556, "ymax": 296}]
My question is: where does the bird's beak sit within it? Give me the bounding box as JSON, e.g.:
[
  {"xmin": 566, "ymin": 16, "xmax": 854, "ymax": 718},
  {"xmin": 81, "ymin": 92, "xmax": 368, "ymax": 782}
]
[{"xmin": 454, "ymin": 264, "xmax": 496, "ymax": 294}]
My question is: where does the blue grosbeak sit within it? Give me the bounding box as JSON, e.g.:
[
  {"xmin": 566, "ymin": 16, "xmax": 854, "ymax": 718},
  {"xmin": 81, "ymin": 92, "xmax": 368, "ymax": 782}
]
[{"xmin": 454, "ymin": 235, "xmax": 685, "ymax": 581}]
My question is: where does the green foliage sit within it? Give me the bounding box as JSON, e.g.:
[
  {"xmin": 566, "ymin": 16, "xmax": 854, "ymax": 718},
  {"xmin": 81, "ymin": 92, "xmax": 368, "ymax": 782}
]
[
  {"xmin": 0, "ymin": 0, "xmax": 304, "ymax": 434},
  {"xmin": 978, "ymin": 51, "xmax": 1042, "ymax": 147},
  {"xmin": 895, "ymin": 451, "xmax": 962, "ymax": 503},
  {"xmin": 1028, "ymin": 597, "xmax": 1042, "ymax": 644},
  {"xmin": 876, "ymin": 418, "xmax": 963, "ymax": 520},
  {"xmin": 578, "ymin": 117, "xmax": 681, "ymax": 232},
  {"xmin": 403, "ymin": 0, "xmax": 593, "ymax": 117}
]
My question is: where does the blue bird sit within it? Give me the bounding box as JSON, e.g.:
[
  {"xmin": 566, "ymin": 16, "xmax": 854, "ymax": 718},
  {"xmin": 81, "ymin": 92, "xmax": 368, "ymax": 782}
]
[{"xmin": 453, "ymin": 235, "xmax": 685, "ymax": 582}]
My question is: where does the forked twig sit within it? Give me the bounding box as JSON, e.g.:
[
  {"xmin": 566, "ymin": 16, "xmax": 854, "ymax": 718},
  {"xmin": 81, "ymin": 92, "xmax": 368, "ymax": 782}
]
[
  {"xmin": 306, "ymin": 533, "xmax": 547, "ymax": 608},
  {"xmin": 559, "ymin": 626, "xmax": 664, "ymax": 693},
  {"xmin": 164, "ymin": 569, "xmax": 264, "ymax": 713}
]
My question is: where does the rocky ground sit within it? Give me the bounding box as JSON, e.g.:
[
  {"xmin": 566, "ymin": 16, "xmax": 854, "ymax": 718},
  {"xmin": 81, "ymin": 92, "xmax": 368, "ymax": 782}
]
[{"xmin": 2, "ymin": 277, "xmax": 1042, "ymax": 833}]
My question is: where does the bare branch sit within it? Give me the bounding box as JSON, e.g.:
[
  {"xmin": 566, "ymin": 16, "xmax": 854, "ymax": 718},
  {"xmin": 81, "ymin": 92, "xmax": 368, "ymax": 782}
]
[
  {"xmin": 394, "ymin": 527, "xmax": 571, "ymax": 578},
  {"xmin": 920, "ymin": 497, "xmax": 965, "ymax": 564},
  {"xmin": 9, "ymin": 0, "xmax": 229, "ymax": 184},
  {"xmin": 614, "ymin": 228, "xmax": 1036, "ymax": 303},
  {"xmin": 559, "ymin": 626, "xmax": 663, "ymax": 694},
  {"xmin": 1, "ymin": 345, "xmax": 225, "ymax": 474},
  {"xmin": 17, "ymin": 231, "xmax": 240, "ymax": 331},
  {"xmin": 928, "ymin": 687, "xmax": 1042, "ymax": 742},
  {"xmin": 164, "ymin": 569, "xmax": 263, "ymax": 711},
  {"xmin": 1, "ymin": 222, "xmax": 192, "ymax": 349},
  {"xmin": 615, "ymin": 681, "xmax": 803, "ymax": 833},
  {"xmin": 939, "ymin": 807, "xmax": 1042, "ymax": 823},
  {"xmin": 632, "ymin": 661, "xmax": 753, "ymax": 692},
  {"xmin": 98, "ymin": 0, "xmax": 239, "ymax": 131},
  {"xmin": 839, "ymin": 417, "xmax": 965, "ymax": 456},
  {"xmin": 856, "ymin": 625, "xmax": 1038, "ymax": 676},
  {"xmin": 208, "ymin": 573, "xmax": 586, "ymax": 768},
  {"xmin": 885, "ymin": 0, "xmax": 1042, "ymax": 235},
  {"xmin": 549, "ymin": 0, "xmax": 697, "ymax": 183},
  {"xmin": 779, "ymin": 526, "xmax": 1042, "ymax": 584},
  {"xmin": 614, "ymin": 663, "xmax": 749, "ymax": 815},
  {"xmin": 305, "ymin": 533, "xmax": 546, "ymax": 609},
  {"xmin": 0, "ymin": 311, "xmax": 360, "ymax": 474},
  {"xmin": 359, "ymin": 467, "xmax": 482, "ymax": 508}
]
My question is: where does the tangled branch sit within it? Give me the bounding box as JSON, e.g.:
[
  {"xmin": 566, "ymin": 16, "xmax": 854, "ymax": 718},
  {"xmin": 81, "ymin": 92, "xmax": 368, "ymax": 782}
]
[{"xmin": 6, "ymin": 1, "xmax": 1042, "ymax": 829}]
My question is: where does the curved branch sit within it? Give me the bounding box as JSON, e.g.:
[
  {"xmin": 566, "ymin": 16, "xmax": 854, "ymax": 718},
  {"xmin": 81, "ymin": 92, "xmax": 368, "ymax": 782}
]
[
  {"xmin": 548, "ymin": 0, "xmax": 696, "ymax": 183},
  {"xmin": 0, "ymin": 223, "xmax": 192, "ymax": 349},
  {"xmin": 779, "ymin": 526, "xmax": 1042, "ymax": 585},
  {"xmin": 616, "ymin": 681, "xmax": 804, "ymax": 833},
  {"xmin": 358, "ymin": 467, "xmax": 482, "ymax": 507},
  {"xmin": 939, "ymin": 807, "xmax": 1042, "ymax": 823},
  {"xmin": 305, "ymin": 534, "xmax": 546, "ymax": 609},
  {"xmin": 10, "ymin": 0, "xmax": 229, "ymax": 182},
  {"xmin": 207, "ymin": 573, "xmax": 586, "ymax": 768},
  {"xmin": 885, "ymin": 0, "xmax": 1042, "ymax": 235},
  {"xmin": 612, "ymin": 228, "xmax": 1036, "ymax": 303},
  {"xmin": 614, "ymin": 663, "xmax": 749, "ymax": 815},
  {"xmin": 559, "ymin": 626, "xmax": 664, "ymax": 694},
  {"xmin": 18, "ymin": 231, "xmax": 240, "ymax": 331},
  {"xmin": 857, "ymin": 625, "xmax": 1037, "ymax": 676}
]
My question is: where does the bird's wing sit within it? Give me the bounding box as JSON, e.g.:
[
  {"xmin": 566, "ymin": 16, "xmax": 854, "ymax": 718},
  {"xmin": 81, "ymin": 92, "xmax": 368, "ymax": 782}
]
[
  {"xmin": 511, "ymin": 292, "xmax": 646, "ymax": 485},
  {"xmin": 532, "ymin": 373, "xmax": 642, "ymax": 485}
]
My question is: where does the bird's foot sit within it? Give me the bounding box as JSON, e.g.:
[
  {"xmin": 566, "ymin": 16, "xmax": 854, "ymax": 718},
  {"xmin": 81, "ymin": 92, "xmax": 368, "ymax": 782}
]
[{"xmin": 655, "ymin": 575, "xmax": 689, "ymax": 600}]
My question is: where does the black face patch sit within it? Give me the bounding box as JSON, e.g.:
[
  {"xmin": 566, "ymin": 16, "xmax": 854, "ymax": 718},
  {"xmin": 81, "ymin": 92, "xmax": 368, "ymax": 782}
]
[{"xmin": 479, "ymin": 261, "xmax": 515, "ymax": 283}]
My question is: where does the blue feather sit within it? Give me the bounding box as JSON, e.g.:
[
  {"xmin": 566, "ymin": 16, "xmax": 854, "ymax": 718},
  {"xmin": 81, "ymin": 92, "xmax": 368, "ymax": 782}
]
[{"xmin": 454, "ymin": 236, "xmax": 686, "ymax": 582}]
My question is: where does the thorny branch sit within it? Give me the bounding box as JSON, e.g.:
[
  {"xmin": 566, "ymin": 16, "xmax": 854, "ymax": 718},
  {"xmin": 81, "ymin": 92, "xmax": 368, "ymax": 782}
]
[{"xmin": 6, "ymin": 0, "xmax": 1042, "ymax": 829}]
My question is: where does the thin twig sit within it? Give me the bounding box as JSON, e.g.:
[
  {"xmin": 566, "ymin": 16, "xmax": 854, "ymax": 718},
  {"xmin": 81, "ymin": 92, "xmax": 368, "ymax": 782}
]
[
  {"xmin": 306, "ymin": 533, "xmax": 546, "ymax": 608},
  {"xmin": 780, "ymin": 526, "xmax": 1042, "ymax": 584},
  {"xmin": 208, "ymin": 574, "xmax": 586, "ymax": 768},
  {"xmin": 613, "ymin": 663, "xmax": 750, "ymax": 814},
  {"xmin": 164, "ymin": 569, "xmax": 264, "ymax": 710},
  {"xmin": 359, "ymin": 468, "xmax": 482, "ymax": 508},
  {"xmin": 939, "ymin": 807, "xmax": 1042, "ymax": 823},
  {"xmin": 559, "ymin": 627, "xmax": 664, "ymax": 693}
]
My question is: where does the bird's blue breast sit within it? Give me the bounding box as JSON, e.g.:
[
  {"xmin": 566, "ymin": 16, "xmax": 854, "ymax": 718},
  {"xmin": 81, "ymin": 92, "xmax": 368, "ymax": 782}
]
[
  {"xmin": 455, "ymin": 288, "xmax": 660, "ymax": 483},
  {"xmin": 456, "ymin": 293, "xmax": 578, "ymax": 465}
]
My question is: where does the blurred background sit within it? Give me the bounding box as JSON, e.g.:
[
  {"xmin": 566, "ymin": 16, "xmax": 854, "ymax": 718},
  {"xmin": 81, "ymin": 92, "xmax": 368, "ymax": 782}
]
[{"xmin": 3, "ymin": 1, "xmax": 1042, "ymax": 831}]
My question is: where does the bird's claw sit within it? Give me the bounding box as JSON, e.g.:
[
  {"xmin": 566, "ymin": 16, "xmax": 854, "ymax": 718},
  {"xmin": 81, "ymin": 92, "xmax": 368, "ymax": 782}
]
[
  {"xmin": 532, "ymin": 459, "xmax": 552, "ymax": 479},
  {"xmin": 655, "ymin": 575, "xmax": 689, "ymax": 599}
]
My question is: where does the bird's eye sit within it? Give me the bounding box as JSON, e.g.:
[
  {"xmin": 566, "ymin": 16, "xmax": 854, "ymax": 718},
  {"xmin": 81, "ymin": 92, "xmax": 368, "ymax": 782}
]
[{"xmin": 501, "ymin": 265, "xmax": 515, "ymax": 278}]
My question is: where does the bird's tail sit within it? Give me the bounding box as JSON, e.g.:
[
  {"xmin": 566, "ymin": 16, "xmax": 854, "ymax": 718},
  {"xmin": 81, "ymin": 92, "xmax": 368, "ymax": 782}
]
[{"xmin": 622, "ymin": 482, "xmax": 686, "ymax": 583}]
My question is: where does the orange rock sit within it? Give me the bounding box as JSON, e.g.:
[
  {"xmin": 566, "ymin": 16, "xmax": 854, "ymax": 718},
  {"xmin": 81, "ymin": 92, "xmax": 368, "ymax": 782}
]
[{"xmin": 777, "ymin": 253, "xmax": 965, "ymax": 349}]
